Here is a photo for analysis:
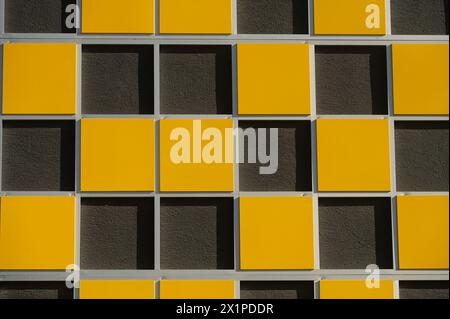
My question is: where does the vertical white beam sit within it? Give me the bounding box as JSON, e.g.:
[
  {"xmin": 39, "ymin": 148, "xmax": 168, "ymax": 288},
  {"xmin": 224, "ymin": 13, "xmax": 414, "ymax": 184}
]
[{"xmin": 154, "ymin": 43, "xmax": 161, "ymax": 272}]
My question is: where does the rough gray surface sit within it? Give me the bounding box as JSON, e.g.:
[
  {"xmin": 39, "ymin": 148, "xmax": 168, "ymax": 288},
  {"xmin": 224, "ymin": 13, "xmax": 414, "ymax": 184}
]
[
  {"xmin": 319, "ymin": 198, "xmax": 393, "ymax": 269},
  {"xmin": 391, "ymin": 0, "xmax": 449, "ymax": 35},
  {"xmin": 160, "ymin": 198, "xmax": 234, "ymax": 269},
  {"xmin": 5, "ymin": 0, "xmax": 75, "ymax": 33},
  {"xmin": 237, "ymin": 0, "xmax": 308, "ymax": 34},
  {"xmin": 160, "ymin": 46, "xmax": 232, "ymax": 114},
  {"xmin": 2, "ymin": 121, "xmax": 75, "ymax": 191},
  {"xmin": 315, "ymin": 46, "xmax": 388, "ymax": 115},
  {"xmin": 395, "ymin": 122, "xmax": 449, "ymax": 192},
  {"xmin": 240, "ymin": 281, "xmax": 314, "ymax": 299},
  {"xmin": 0, "ymin": 282, "xmax": 72, "ymax": 299},
  {"xmin": 82, "ymin": 45, "xmax": 154, "ymax": 114},
  {"xmin": 239, "ymin": 121, "xmax": 312, "ymax": 191},
  {"xmin": 400, "ymin": 281, "xmax": 449, "ymax": 299},
  {"xmin": 80, "ymin": 198, "xmax": 154, "ymax": 270}
]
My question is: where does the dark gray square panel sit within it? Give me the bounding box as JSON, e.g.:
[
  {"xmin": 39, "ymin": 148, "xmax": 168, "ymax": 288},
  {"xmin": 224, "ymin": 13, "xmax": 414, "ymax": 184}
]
[
  {"xmin": 237, "ymin": 0, "xmax": 309, "ymax": 34},
  {"xmin": 391, "ymin": 0, "xmax": 449, "ymax": 35},
  {"xmin": 315, "ymin": 46, "xmax": 388, "ymax": 115},
  {"xmin": 240, "ymin": 281, "xmax": 314, "ymax": 299},
  {"xmin": 2, "ymin": 121, "xmax": 75, "ymax": 191},
  {"xmin": 5, "ymin": 0, "xmax": 76, "ymax": 33},
  {"xmin": 395, "ymin": 122, "xmax": 449, "ymax": 192},
  {"xmin": 160, "ymin": 46, "xmax": 232, "ymax": 114},
  {"xmin": 80, "ymin": 198, "xmax": 154, "ymax": 270},
  {"xmin": 82, "ymin": 45, "xmax": 154, "ymax": 114},
  {"xmin": 400, "ymin": 281, "xmax": 449, "ymax": 299},
  {"xmin": 0, "ymin": 282, "xmax": 72, "ymax": 299},
  {"xmin": 160, "ymin": 198, "xmax": 234, "ymax": 270},
  {"xmin": 239, "ymin": 121, "xmax": 312, "ymax": 192},
  {"xmin": 319, "ymin": 198, "xmax": 393, "ymax": 269}
]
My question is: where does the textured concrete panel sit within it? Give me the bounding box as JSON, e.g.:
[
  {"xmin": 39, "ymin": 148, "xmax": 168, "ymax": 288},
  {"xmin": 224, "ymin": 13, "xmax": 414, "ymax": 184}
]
[
  {"xmin": 5, "ymin": 0, "xmax": 75, "ymax": 33},
  {"xmin": 0, "ymin": 282, "xmax": 72, "ymax": 299},
  {"xmin": 240, "ymin": 281, "xmax": 314, "ymax": 299},
  {"xmin": 160, "ymin": 198, "xmax": 234, "ymax": 269},
  {"xmin": 160, "ymin": 46, "xmax": 232, "ymax": 114},
  {"xmin": 239, "ymin": 121, "xmax": 312, "ymax": 191},
  {"xmin": 82, "ymin": 45, "xmax": 154, "ymax": 114},
  {"xmin": 400, "ymin": 281, "xmax": 449, "ymax": 299},
  {"xmin": 319, "ymin": 198, "xmax": 393, "ymax": 269},
  {"xmin": 80, "ymin": 198, "xmax": 154, "ymax": 270},
  {"xmin": 315, "ymin": 46, "xmax": 388, "ymax": 115},
  {"xmin": 391, "ymin": 0, "xmax": 449, "ymax": 35},
  {"xmin": 395, "ymin": 122, "xmax": 449, "ymax": 192},
  {"xmin": 237, "ymin": 0, "xmax": 308, "ymax": 34},
  {"xmin": 2, "ymin": 121, "xmax": 75, "ymax": 191}
]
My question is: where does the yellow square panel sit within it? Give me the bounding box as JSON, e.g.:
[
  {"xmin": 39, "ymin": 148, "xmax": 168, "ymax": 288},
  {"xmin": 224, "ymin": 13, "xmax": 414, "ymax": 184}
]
[
  {"xmin": 237, "ymin": 44, "xmax": 311, "ymax": 115},
  {"xmin": 160, "ymin": 0, "xmax": 232, "ymax": 34},
  {"xmin": 82, "ymin": 0, "xmax": 154, "ymax": 34},
  {"xmin": 320, "ymin": 281, "xmax": 394, "ymax": 299},
  {"xmin": 393, "ymin": 44, "xmax": 449, "ymax": 115},
  {"xmin": 317, "ymin": 119, "xmax": 391, "ymax": 192},
  {"xmin": 314, "ymin": 0, "xmax": 386, "ymax": 35},
  {"xmin": 397, "ymin": 196, "xmax": 449, "ymax": 270},
  {"xmin": 81, "ymin": 119, "xmax": 155, "ymax": 192},
  {"xmin": 160, "ymin": 280, "xmax": 235, "ymax": 299},
  {"xmin": 79, "ymin": 280, "xmax": 155, "ymax": 299},
  {"xmin": 2, "ymin": 43, "xmax": 76, "ymax": 115},
  {"xmin": 240, "ymin": 197, "xmax": 315, "ymax": 270},
  {"xmin": 160, "ymin": 119, "xmax": 234, "ymax": 192},
  {"xmin": 0, "ymin": 196, "xmax": 75, "ymax": 270}
]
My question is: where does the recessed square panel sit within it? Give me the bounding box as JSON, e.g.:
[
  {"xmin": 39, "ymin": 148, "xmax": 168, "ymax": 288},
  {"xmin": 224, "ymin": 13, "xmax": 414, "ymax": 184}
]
[
  {"xmin": 160, "ymin": 198, "xmax": 234, "ymax": 270},
  {"xmin": 0, "ymin": 282, "xmax": 73, "ymax": 299},
  {"xmin": 240, "ymin": 281, "xmax": 314, "ymax": 299},
  {"xmin": 0, "ymin": 196, "xmax": 75, "ymax": 270},
  {"xmin": 399, "ymin": 281, "xmax": 449, "ymax": 299}
]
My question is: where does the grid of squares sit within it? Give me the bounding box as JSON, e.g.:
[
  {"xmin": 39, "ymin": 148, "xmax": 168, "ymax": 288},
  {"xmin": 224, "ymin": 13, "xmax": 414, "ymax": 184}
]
[{"xmin": 0, "ymin": 0, "xmax": 449, "ymax": 299}]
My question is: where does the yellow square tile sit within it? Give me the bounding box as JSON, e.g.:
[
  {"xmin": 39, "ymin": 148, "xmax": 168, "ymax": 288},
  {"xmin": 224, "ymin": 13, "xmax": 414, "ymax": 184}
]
[
  {"xmin": 393, "ymin": 44, "xmax": 449, "ymax": 115},
  {"xmin": 397, "ymin": 196, "xmax": 449, "ymax": 269},
  {"xmin": 80, "ymin": 280, "xmax": 155, "ymax": 299},
  {"xmin": 2, "ymin": 43, "xmax": 77, "ymax": 115},
  {"xmin": 81, "ymin": 119, "xmax": 155, "ymax": 192},
  {"xmin": 237, "ymin": 44, "xmax": 311, "ymax": 115},
  {"xmin": 314, "ymin": 0, "xmax": 386, "ymax": 35},
  {"xmin": 0, "ymin": 196, "xmax": 75, "ymax": 270},
  {"xmin": 320, "ymin": 280, "xmax": 394, "ymax": 299},
  {"xmin": 82, "ymin": 0, "xmax": 154, "ymax": 34},
  {"xmin": 240, "ymin": 197, "xmax": 315, "ymax": 270},
  {"xmin": 160, "ymin": 0, "xmax": 232, "ymax": 34},
  {"xmin": 317, "ymin": 119, "xmax": 391, "ymax": 192},
  {"xmin": 160, "ymin": 119, "xmax": 234, "ymax": 192},
  {"xmin": 160, "ymin": 280, "xmax": 235, "ymax": 299}
]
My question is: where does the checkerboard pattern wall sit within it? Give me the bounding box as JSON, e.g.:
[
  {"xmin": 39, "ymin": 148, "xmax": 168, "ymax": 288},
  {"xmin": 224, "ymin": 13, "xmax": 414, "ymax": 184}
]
[{"xmin": 0, "ymin": 0, "xmax": 448, "ymax": 300}]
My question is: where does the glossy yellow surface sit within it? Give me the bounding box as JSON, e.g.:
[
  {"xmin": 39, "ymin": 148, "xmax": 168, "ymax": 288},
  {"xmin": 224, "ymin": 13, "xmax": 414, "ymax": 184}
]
[
  {"xmin": 392, "ymin": 44, "xmax": 449, "ymax": 115},
  {"xmin": 240, "ymin": 197, "xmax": 315, "ymax": 270},
  {"xmin": 160, "ymin": 119, "xmax": 234, "ymax": 192},
  {"xmin": 397, "ymin": 196, "xmax": 449, "ymax": 270},
  {"xmin": 160, "ymin": 280, "xmax": 235, "ymax": 299},
  {"xmin": 81, "ymin": 119, "xmax": 155, "ymax": 191},
  {"xmin": 0, "ymin": 196, "xmax": 75, "ymax": 270},
  {"xmin": 237, "ymin": 44, "xmax": 311, "ymax": 115},
  {"xmin": 2, "ymin": 43, "xmax": 76, "ymax": 115},
  {"xmin": 317, "ymin": 119, "xmax": 391, "ymax": 192},
  {"xmin": 79, "ymin": 280, "xmax": 155, "ymax": 299},
  {"xmin": 320, "ymin": 280, "xmax": 394, "ymax": 299},
  {"xmin": 160, "ymin": 0, "xmax": 232, "ymax": 34},
  {"xmin": 314, "ymin": 0, "xmax": 386, "ymax": 35},
  {"xmin": 82, "ymin": 0, "xmax": 154, "ymax": 34}
]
